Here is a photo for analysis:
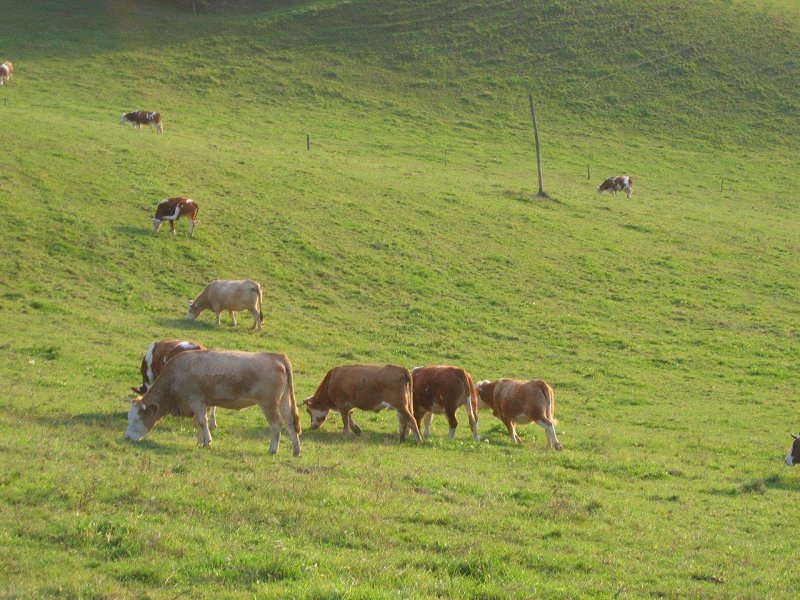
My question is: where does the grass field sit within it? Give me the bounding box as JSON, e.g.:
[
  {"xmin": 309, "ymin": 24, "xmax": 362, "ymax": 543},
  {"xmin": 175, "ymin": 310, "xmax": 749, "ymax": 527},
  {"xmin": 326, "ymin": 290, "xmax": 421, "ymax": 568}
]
[{"xmin": 1, "ymin": 0, "xmax": 799, "ymax": 597}]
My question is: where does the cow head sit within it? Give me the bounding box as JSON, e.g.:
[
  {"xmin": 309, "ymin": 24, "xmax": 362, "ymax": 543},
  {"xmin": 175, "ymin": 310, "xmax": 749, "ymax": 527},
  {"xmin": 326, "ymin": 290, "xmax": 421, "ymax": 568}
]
[
  {"xmin": 475, "ymin": 380, "xmax": 495, "ymax": 410},
  {"xmin": 186, "ymin": 300, "xmax": 200, "ymax": 320},
  {"xmin": 152, "ymin": 218, "xmax": 163, "ymax": 234},
  {"xmin": 119, "ymin": 114, "xmax": 129, "ymax": 125},
  {"xmin": 303, "ymin": 397, "xmax": 330, "ymax": 429},
  {"xmin": 786, "ymin": 434, "xmax": 800, "ymax": 466},
  {"xmin": 125, "ymin": 398, "xmax": 161, "ymax": 441}
]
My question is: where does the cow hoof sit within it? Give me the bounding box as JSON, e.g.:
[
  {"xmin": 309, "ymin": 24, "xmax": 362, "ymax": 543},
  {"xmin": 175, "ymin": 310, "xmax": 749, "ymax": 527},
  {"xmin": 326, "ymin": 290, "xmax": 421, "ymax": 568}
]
[{"xmin": 553, "ymin": 443, "xmax": 563, "ymax": 451}]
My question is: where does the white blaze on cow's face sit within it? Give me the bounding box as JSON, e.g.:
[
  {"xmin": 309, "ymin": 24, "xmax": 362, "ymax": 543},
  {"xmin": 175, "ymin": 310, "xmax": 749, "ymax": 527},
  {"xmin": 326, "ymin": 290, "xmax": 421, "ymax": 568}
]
[
  {"xmin": 186, "ymin": 300, "xmax": 198, "ymax": 320},
  {"xmin": 475, "ymin": 380, "xmax": 491, "ymax": 409},
  {"xmin": 125, "ymin": 402, "xmax": 152, "ymax": 441},
  {"xmin": 305, "ymin": 400, "xmax": 329, "ymax": 429},
  {"xmin": 152, "ymin": 218, "xmax": 163, "ymax": 234}
]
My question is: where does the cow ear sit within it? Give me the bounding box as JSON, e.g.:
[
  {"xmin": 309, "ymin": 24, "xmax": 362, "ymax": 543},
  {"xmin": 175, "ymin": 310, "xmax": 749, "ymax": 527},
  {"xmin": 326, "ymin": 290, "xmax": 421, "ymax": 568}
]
[{"xmin": 793, "ymin": 433, "xmax": 800, "ymax": 440}]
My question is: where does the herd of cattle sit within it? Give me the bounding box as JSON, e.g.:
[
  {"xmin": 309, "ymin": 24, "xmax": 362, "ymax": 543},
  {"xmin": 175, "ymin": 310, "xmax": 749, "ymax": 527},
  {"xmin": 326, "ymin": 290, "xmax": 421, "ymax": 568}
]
[{"xmin": 125, "ymin": 338, "xmax": 563, "ymax": 457}]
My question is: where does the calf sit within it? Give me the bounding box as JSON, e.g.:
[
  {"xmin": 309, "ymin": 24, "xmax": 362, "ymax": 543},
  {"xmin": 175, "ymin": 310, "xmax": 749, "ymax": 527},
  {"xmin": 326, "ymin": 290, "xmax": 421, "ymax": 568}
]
[
  {"xmin": 411, "ymin": 365, "xmax": 479, "ymax": 441},
  {"xmin": 786, "ymin": 434, "xmax": 800, "ymax": 466},
  {"xmin": 304, "ymin": 364, "xmax": 422, "ymax": 443},
  {"xmin": 152, "ymin": 197, "xmax": 199, "ymax": 237},
  {"xmin": 130, "ymin": 339, "xmax": 219, "ymax": 430},
  {"xmin": 187, "ymin": 279, "xmax": 264, "ymax": 330},
  {"xmin": 0, "ymin": 61, "xmax": 13, "ymax": 85},
  {"xmin": 597, "ymin": 175, "xmax": 633, "ymax": 199},
  {"xmin": 125, "ymin": 350, "xmax": 301, "ymax": 455},
  {"xmin": 476, "ymin": 378, "xmax": 563, "ymax": 450},
  {"xmin": 120, "ymin": 110, "xmax": 164, "ymax": 133}
]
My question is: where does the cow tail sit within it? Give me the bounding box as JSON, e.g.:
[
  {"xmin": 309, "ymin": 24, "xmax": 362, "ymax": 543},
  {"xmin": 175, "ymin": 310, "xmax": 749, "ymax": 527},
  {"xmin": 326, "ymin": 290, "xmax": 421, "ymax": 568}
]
[
  {"xmin": 257, "ymin": 284, "xmax": 264, "ymax": 323},
  {"xmin": 542, "ymin": 381, "xmax": 558, "ymax": 425},
  {"xmin": 284, "ymin": 356, "xmax": 301, "ymax": 435}
]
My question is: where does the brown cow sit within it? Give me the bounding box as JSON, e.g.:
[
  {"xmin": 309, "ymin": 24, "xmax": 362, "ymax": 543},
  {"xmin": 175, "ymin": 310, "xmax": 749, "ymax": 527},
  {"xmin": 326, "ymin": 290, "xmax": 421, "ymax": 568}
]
[
  {"xmin": 786, "ymin": 434, "xmax": 800, "ymax": 466},
  {"xmin": 187, "ymin": 279, "xmax": 263, "ymax": 330},
  {"xmin": 597, "ymin": 175, "xmax": 633, "ymax": 199},
  {"xmin": 0, "ymin": 61, "xmax": 14, "ymax": 85},
  {"xmin": 411, "ymin": 365, "xmax": 479, "ymax": 441},
  {"xmin": 476, "ymin": 378, "xmax": 563, "ymax": 450},
  {"xmin": 125, "ymin": 350, "xmax": 301, "ymax": 455},
  {"xmin": 304, "ymin": 364, "xmax": 422, "ymax": 443},
  {"xmin": 120, "ymin": 110, "xmax": 163, "ymax": 133},
  {"xmin": 130, "ymin": 339, "xmax": 220, "ymax": 430},
  {"xmin": 152, "ymin": 197, "xmax": 199, "ymax": 237}
]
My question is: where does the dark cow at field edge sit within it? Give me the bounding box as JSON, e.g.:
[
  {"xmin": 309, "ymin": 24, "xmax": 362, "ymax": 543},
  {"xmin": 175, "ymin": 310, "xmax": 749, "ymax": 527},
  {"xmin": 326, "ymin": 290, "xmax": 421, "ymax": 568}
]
[{"xmin": 786, "ymin": 434, "xmax": 800, "ymax": 466}]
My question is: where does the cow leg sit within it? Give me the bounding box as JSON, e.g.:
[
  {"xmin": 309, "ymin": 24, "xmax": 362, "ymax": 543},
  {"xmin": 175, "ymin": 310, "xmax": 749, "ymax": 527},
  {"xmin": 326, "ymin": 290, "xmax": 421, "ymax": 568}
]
[
  {"xmin": 258, "ymin": 403, "xmax": 283, "ymax": 454},
  {"xmin": 397, "ymin": 407, "xmax": 422, "ymax": 443},
  {"xmin": 169, "ymin": 220, "xmax": 176, "ymax": 235},
  {"xmin": 214, "ymin": 311, "xmax": 222, "ymax": 326},
  {"xmin": 464, "ymin": 400, "xmax": 480, "ymax": 442},
  {"xmin": 249, "ymin": 309, "xmax": 261, "ymax": 331},
  {"xmin": 208, "ymin": 406, "xmax": 217, "ymax": 431},
  {"xmin": 626, "ymin": 186, "xmax": 633, "ymax": 199},
  {"xmin": 503, "ymin": 419, "xmax": 521, "ymax": 444},
  {"xmin": 445, "ymin": 407, "xmax": 459, "ymax": 439},
  {"xmin": 190, "ymin": 403, "xmax": 213, "ymax": 447},
  {"xmin": 189, "ymin": 219, "xmax": 196, "ymax": 237},
  {"xmin": 348, "ymin": 413, "xmax": 363, "ymax": 436},
  {"xmin": 277, "ymin": 396, "xmax": 301, "ymax": 457},
  {"xmin": 420, "ymin": 411, "xmax": 433, "ymax": 438},
  {"xmin": 339, "ymin": 408, "xmax": 354, "ymax": 435},
  {"xmin": 536, "ymin": 417, "xmax": 563, "ymax": 451},
  {"xmin": 229, "ymin": 311, "xmax": 238, "ymax": 327}
]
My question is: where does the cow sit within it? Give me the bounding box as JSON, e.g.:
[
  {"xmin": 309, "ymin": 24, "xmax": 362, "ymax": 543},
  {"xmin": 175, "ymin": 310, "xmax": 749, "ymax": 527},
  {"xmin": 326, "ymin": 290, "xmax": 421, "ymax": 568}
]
[
  {"xmin": 786, "ymin": 434, "xmax": 800, "ymax": 466},
  {"xmin": 125, "ymin": 350, "xmax": 301, "ymax": 455},
  {"xmin": 187, "ymin": 279, "xmax": 264, "ymax": 331},
  {"xmin": 411, "ymin": 365, "xmax": 479, "ymax": 441},
  {"xmin": 476, "ymin": 378, "xmax": 563, "ymax": 450},
  {"xmin": 597, "ymin": 175, "xmax": 633, "ymax": 199},
  {"xmin": 0, "ymin": 61, "xmax": 13, "ymax": 85},
  {"xmin": 304, "ymin": 364, "xmax": 422, "ymax": 443},
  {"xmin": 130, "ymin": 339, "xmax": 220, "ymax": 431},
  {"xmin": 119, "ymin": 110, "xmax": 164, "ymax": 133},
  {"xmin": 152, "ymin": 197, "xmax": 199, "ymax": 237}
]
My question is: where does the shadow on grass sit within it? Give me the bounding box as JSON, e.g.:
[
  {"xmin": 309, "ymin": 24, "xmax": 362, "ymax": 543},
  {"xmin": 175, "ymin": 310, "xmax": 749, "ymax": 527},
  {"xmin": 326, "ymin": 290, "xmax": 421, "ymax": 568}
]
[
  {"xmin": 113, "ymin": 225, "xmax": 152, "ymax": 238},
  {"xmin": 709, "ymin": 472, "xmax": 800, "ymax": 495},
  {"xmin": 504, "ymin": 189, "xmax": 566, "ymax": 206}
]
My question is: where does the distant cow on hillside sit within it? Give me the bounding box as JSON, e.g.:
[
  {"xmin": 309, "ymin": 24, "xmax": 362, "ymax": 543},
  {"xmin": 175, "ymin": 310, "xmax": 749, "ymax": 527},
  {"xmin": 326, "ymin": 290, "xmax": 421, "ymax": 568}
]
[
  {"xmin": 411, "ymin": 365, "xmax": 480, "ymax": 441},
  {"xmin": 152, "ymin": 197, "xmax": 199, "ymax": 237},
  {"xmin": 120, "ymin": 110, "xmax": 163, "ymax": 133},
  {"xmin": 0, "ymin": 61, "xmax": 13, "ymax": 85},
  {"xmin": 187, "ymin": 279, "xmax": 264, "ymax": 331},
  {"xmin": 786, "ymin": 434, "xmax": 800, "ymax": 466},
  {"xmin": 597, "ymin": 175, "xmax": 633, "ymax": 199}
]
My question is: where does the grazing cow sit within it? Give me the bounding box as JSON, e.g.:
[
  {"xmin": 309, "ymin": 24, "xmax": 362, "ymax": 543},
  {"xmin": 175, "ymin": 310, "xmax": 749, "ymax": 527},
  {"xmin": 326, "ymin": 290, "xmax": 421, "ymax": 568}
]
[
  {"xmin": 130, "ymin": 339, "xmax": 220, "ymax": 430},
  {"xmin": 119, "ymin": 110, "xmax": 164, "ymax": 133},
  {"xmin": 125, "ymin": 350, "xmax": 301, "ymax": 455},
  {"xmin": 411, "ymin": 365, "xmax": 479, "ymax": 441},
  {"xmin": 597, "ymin": 175, "xmax": 633, "ymax": 199},
  {"xmin": 0, "ymin": 61, "xmax": 13, "ymax": 85},
  {"xmin": 187, "ymin": 279, "xmax": 264, "ymax": 330},
  {"xmin": 786, "ymin": 434, "xmax": 800, "ymax": 466},
  {"xmin": 152, "ymin": 197, "xmax": 199, "ymax": 237},
  {"xmin": 476, "ymin": 378, "xmax": 563, "ymax": 450},
  {"xmin": 304, "ymin": 364, "xmax": 422, "ymax": 443}
]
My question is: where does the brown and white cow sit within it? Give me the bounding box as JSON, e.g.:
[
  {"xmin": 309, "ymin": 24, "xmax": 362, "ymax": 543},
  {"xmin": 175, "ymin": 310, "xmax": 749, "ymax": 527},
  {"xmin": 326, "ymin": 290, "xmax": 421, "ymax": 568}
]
[
  {"xmin": 0, "ymin": 61, "xmax": 14, "ymax": 85},
  {"xmin": 125, "ymin": 350, "xmax": 301, "ymax": 455},
  {"xmin": 476, "ymin": 378, "xmax": 563, "ymax": 450},
  {"xmin": 152, "ymin": 197, "xmax": 199, "ymax": 237},
  {"xmin": 119, "ymin": 110, "xmax": 164, "ymax": 133},
  {"xmin": 187, "ymin": 279, "xmax": 264, "ymax": 330},
  {"xmin": 597, "ymin": 175, "xmax": 633, "ymax": 199},
  {"xmin": 304, "ymin": 364, "xmax": 422, "ymax": 443},
  {"xmin": 786, "ymin": 434, "xmax": 800, "ymax": 466},
  {"xmin": 411, "ymin": 365, "xmax": 479, "ymax": 441},
  {"xmin": 130, "ymin": 339, "xmax": 220, "ymax": 430}
]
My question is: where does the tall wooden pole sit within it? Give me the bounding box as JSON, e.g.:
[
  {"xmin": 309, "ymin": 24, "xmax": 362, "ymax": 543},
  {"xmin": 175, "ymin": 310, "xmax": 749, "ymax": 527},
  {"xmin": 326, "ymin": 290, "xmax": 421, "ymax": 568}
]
[{"xmin": 528, "ymin": 94, "xmax": 545, "ymax": 197}]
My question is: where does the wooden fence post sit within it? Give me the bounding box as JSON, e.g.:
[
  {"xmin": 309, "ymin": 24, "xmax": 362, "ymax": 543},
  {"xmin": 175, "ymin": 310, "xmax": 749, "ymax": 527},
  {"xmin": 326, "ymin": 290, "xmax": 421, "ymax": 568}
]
[{"xmin": 528, "ymin": 94, "xmax": 545, "ymax": 196}]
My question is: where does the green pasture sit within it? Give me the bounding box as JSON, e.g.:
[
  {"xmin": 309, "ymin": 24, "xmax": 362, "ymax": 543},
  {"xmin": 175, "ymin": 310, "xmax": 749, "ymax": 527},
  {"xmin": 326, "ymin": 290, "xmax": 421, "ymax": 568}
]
[{"xmin": 0, "ymin": 0, "xmax": 798, "ymax": 597}]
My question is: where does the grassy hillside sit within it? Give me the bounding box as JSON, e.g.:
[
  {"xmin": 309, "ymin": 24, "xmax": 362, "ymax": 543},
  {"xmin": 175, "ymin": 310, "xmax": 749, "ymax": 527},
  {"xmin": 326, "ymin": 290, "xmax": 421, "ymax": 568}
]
[{"xmin": 1, "ymin": 0, "xmax": 799, "ymax": 598}]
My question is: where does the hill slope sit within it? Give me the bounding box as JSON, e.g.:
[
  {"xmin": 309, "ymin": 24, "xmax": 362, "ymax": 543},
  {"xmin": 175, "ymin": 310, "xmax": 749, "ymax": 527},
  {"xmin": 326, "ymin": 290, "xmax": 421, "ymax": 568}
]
[{"xmin": 1, "ymin": 0, "xmax": 799, "ymax": 597}]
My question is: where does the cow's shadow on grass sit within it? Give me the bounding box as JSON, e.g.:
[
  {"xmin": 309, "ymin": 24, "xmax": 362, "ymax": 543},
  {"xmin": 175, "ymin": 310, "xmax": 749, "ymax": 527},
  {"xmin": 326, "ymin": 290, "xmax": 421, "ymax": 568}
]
[
  {"xmin": 157, "ymin": 318, "xmax": 216, "ymax": 332},
  {"xmin": 114, "ymin": 225, "xmax": 152, "ymax": 238}
]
